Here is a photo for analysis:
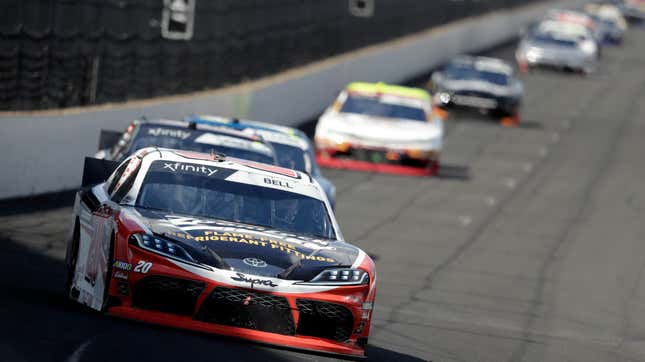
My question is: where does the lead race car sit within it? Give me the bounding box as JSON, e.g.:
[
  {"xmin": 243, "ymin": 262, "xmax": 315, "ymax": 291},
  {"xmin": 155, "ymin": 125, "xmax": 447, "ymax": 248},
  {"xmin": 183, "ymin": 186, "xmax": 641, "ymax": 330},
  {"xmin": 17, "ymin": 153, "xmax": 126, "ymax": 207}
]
[
  {"xmin": 314, "ymin": 82, "xmax": 444, "ymax": 176},
  {"xmin": 65, "ymin": 148, "xmax": 376, "ymax": 358}
]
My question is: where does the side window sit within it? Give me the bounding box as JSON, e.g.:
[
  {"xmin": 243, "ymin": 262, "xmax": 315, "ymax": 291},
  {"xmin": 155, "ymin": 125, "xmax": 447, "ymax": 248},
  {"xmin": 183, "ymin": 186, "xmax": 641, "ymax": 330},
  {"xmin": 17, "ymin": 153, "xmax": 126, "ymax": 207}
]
[
  {"xmin": 109, "ymin": 157, "xmax": 143, "ymax": 202},
  {"xmin": 111, "ymin": 123, "xmax": 138, "ymax": 160},
  {"xmin": 106, "ymin": 162, "xmax": 129, "ymax": 195}
]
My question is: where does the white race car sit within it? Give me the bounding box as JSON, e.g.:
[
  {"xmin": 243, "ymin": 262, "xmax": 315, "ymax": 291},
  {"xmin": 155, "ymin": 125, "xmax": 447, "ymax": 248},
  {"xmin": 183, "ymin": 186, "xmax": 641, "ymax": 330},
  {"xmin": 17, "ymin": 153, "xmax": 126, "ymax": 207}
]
[{"xmin": 314, "ymin": 82, "xmax": 444, "ymax": 176}]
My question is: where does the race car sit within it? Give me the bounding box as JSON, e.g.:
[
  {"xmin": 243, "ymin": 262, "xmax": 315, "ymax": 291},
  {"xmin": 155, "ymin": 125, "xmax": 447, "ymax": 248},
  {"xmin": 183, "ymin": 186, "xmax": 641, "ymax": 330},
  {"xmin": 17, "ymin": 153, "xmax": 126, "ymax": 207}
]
[
  {"xmin": 617, "ymin": 0, "xmax": 645, "ymax": 23},
  {"xmin": 65, "ymin": 147, "xmax": 376, "ymax": 358},
  {"xmin": 429, "ymin": 56, "xmax": 523, "ymax": 125},
  {"xmin": 184, "ymin": 115, "xmax": 337, "ymax": 209},
  {"xmin": 586, "ymin": 3, "xmax": 628, "ymax": 43},
  {"xmin": 516, "ymin": 20, "xmax": 600, "ymax": 74},
  {"xmin": 95, "ymin": 118, "xmax": 277, "ymax": 165},
  {"xmin": 545, "ymin": 8, "xmax": 608, "ymax": 47},
  {"xmin": 314, "ymin": 82, "xmax": 444, "ymax": 176}
]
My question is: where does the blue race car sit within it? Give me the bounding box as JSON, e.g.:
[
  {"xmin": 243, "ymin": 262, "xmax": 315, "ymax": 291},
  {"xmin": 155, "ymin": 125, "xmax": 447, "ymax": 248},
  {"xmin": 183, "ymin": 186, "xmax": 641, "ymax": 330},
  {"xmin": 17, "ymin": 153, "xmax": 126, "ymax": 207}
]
[{"xmin": 185, "ymin": 115, "xmax": 337, "ymax": 209}]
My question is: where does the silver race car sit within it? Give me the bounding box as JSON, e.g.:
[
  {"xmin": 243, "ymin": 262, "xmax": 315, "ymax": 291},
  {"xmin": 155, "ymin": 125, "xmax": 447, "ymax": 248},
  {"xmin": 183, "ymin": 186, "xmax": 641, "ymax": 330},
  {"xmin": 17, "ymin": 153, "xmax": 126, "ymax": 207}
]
[{"xmin": 516, "ymin": 20, "xmax": 600, "ymax": 74}]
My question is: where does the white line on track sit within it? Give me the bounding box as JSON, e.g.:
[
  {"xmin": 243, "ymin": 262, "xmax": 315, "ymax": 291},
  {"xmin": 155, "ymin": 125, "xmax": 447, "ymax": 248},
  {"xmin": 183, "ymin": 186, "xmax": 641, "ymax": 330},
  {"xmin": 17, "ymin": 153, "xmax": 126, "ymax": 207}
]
[
  {"xmin": 459, "ymin": 216, "xmax": 473, "ymax": 227},
  {"xmin": 503, "ymin": 177, "xmax": 517, "ymax": 189},
  {"xmin": 551, "ymin": 132, "xmax": 560, "ymax": 143},
  {"xmin": 66, "ymin": 336, "xmax": 98, "ymax": 362}
]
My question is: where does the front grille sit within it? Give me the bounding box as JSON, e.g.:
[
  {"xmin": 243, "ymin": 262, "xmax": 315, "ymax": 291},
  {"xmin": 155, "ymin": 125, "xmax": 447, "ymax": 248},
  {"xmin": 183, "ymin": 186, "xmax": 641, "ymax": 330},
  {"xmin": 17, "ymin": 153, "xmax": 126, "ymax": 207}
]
[
  {"xmin": 132, "ymin": 275, "xmax": 205, "ymax": 316},
  {"xmin": 453, "ymin": 89, "xmax": 496, "ymax": 98},
  {"xmin": 196, "ymin": 287, "xmax": 295, "ymax": 335},
  {"xmin": 338, "ymin": 148, "xmax": 429, "ymax": 167},
  {"xmin": 296, "ymin": 299, "xmax": 354, "ymax": 342}
]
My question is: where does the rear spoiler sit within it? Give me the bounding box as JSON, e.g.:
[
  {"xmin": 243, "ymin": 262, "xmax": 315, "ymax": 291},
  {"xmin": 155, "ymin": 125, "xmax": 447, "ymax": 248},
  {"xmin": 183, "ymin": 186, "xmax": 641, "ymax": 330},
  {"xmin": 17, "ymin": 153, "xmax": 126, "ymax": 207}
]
[
  {"xmin": 98, "ymin": 129, "xmax": 122, "ymax": 150},
  {"xmin": 82, "ymin": 157, "xmax": 119, "ymax": 188}
]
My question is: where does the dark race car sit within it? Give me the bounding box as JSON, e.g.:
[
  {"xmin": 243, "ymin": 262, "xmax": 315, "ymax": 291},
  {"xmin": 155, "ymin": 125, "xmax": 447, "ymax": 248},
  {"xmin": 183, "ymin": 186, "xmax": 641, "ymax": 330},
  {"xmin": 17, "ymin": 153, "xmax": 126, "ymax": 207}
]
[
  {"xmin": 430, "ymin": 56, "xmax": 524, "ymax": 126},
  {"xmin": 96, "ymin": 118, "xmax": 277, "ymax": 165},
  {"xmin": 65, "ymin": 148, "xmax": 376, "ymax": 358}
]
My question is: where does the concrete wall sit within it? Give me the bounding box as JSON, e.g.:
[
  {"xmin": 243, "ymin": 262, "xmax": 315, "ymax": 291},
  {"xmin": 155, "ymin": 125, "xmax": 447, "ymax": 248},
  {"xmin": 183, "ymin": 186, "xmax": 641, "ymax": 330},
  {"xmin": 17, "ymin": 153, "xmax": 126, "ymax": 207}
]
[{"xmin": 0, "ymin": 0, "xmax": 590, "ymax": 200}]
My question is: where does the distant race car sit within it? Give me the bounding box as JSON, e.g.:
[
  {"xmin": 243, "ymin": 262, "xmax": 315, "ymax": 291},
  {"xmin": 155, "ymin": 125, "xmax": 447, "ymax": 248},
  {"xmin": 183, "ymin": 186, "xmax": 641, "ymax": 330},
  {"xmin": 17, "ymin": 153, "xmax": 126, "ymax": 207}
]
[
  {"xmin": 429, "ymin": 56, "xmax": 523, "ymax": 125},
  {"xmin": 65, "ymin": 148, "xmax": 376, "ymax": 358},
  {"xmin": 314, "ymin": 82, "xmax": 444, "ymax": 176},
  {"xmin": 95, "ymin": 118, "xmax": 277, "ymax": 165},
  {"xmin": 546, "ymin": 9, "xmax": 599, "ymax": 34},
  {"xmin": 185, "ymin": 115, "xmax": 337, "ymax": 209},
  {"xmin": 586, "ymin": 4, "xmax": 628, "ymax": 43},
  {"xmin": 516, "ymin": 20, "xmax": 600, "ymax": 74}
]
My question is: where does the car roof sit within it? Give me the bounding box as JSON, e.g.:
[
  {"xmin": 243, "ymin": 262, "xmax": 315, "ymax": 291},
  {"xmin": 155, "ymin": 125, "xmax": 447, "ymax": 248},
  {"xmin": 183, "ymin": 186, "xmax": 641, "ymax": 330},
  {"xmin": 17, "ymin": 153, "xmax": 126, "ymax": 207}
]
[
  {"xmin": 345, "ymin": 82, "xmax": 431, "ymax": 101},
  {"xmin": 136, "ymin": 147, "xmax": 314, "ymax": 186},
  {"xmin": 450, "ymin": 56, "xmax": 513, "ymax": 75},
  {"xmin": 186, "ymin": 115, "xmax": 309, "ymax": 150},
  {"xmin": 137, "ymin": 118, "xmax": 265, "ymax": 143}
]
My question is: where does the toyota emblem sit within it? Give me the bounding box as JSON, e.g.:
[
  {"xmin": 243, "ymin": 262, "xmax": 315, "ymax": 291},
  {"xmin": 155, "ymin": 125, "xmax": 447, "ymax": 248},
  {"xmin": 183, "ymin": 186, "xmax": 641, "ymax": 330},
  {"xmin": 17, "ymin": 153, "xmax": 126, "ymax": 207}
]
[{"xmin": 243, "ymin": 257, "xmax": 267, "ymax": 268}]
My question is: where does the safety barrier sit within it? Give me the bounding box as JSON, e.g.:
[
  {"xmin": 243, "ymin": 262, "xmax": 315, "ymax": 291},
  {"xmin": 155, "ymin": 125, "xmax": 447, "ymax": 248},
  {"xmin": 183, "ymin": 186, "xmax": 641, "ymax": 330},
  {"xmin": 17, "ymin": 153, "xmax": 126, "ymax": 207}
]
[
  {"xmin": 0, "ymin": 0, "xmax": 544, "ymax": 110},
  {"xmin": 0, "ymin": 0, "xmax": 591, "ymax": 199}
]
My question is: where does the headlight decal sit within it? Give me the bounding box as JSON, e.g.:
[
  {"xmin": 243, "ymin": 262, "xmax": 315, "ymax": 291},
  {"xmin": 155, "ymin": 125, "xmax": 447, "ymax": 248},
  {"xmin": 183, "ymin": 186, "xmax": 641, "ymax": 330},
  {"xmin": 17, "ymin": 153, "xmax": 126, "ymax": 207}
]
[
  {"xmin": 299, "ymin": 267, "xmax": 370, "ymax": 285},
  {"xmin": 129, "ymin": 233, "xmax": 212, "ymax": 271}
]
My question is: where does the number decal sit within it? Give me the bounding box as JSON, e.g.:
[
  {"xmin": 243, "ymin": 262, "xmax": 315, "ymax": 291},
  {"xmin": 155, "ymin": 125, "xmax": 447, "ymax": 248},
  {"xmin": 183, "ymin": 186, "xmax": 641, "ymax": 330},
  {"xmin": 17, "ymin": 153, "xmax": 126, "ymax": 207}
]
[{"xmin": 134, "ymin": 260, "xmax": 152, "ymax": 273}]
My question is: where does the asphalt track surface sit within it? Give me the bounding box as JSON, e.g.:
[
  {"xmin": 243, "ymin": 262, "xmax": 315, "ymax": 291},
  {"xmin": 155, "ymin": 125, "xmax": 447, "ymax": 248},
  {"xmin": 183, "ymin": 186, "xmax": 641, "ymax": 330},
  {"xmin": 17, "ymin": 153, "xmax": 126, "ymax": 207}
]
[{"xmin": 3, "ymin": 28, "xmax": 645, "ymax": 362}]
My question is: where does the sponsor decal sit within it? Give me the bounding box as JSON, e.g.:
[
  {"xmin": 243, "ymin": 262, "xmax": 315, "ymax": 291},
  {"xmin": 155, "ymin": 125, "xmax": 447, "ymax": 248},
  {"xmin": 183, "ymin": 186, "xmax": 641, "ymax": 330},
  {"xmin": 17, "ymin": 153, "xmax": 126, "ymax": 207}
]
[
  {"xmin": 163, "ymin": 230, "xmax": 337, "ymax": 263},
  {"xmin": 263, "ymin": 177, "xmax": 293, "ymax": 189},
  {"xmin": 147, "ymin": 127, "xmax": 191, "ymax": 140},
  {"xmin": 159, "ymin": 215, "xmax": 331, "ymax": 247},
  {"xmin": 163, "ymin": 162, "xmax": 219, "ymax": 176},
  {"xmin": 134, "ymin": 260, "xmax": 153, "ymax": 273},
  {"xmin": 235, "ymin": 159, "xmax": 302, "ymax": 179},
  {"xmin": 114, "ymin": 270, "xmax": 129, "ymax": 280},
  {"xmin": 230, "ymin": 272, "xmax": 277, "ymax": 288},
  {"xmin": 113, "ymin": 260, "xmax": 132, "ymax": 271},
  {"xmin": 243, "ymin": 257, "xmax": 267, "ymax": 268}
]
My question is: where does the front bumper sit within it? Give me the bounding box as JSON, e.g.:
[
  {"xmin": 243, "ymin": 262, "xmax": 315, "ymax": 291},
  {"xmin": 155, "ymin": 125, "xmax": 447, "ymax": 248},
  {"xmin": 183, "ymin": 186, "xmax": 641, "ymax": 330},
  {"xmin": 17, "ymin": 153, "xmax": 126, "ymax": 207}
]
[
  {"xmin": 315, "ymin": 143, "xmax": 440, "ymax": 176},
  {"xmin": 435, "ymin": 91, "xmax": 519, "ymax": 115},
  {"xmin": 107, "ymin": 246, "xmax": 373, "ymax": 358},
  {"xmin": 517, "ymin": 49, "xmax": 596, "ymax": 73}
]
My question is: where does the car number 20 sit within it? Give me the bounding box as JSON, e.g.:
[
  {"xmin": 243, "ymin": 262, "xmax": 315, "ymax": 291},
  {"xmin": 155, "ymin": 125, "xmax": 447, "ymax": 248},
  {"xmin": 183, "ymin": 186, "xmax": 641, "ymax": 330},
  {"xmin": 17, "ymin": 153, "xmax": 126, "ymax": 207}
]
[{"xmin": 134, "ymin": 260, "xmax": 152, "ymax": 273}]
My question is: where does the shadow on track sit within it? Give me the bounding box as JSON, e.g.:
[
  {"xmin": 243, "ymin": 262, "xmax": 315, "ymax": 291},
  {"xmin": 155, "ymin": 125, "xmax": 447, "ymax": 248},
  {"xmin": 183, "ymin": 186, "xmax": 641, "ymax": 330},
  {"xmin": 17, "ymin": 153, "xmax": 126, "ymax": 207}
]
[
  {"xmin": 436, "ymin": 164, "xmax": 471, "ymax": 181},
  {"xmin": 0, "ymin": 189, "xmax": 76, "ymax": 216}
]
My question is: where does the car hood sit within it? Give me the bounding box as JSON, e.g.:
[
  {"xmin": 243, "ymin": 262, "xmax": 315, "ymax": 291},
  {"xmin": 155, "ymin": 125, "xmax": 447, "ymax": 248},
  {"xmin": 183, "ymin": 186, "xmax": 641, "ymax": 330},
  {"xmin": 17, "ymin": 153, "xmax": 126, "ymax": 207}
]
[
  {"xmin": 130, "ymin": 208, "xmax": 360, "ymax": 281},
  {"xmin": 322, "ymin": 112, "xmax": 442, "ymax": 144}
]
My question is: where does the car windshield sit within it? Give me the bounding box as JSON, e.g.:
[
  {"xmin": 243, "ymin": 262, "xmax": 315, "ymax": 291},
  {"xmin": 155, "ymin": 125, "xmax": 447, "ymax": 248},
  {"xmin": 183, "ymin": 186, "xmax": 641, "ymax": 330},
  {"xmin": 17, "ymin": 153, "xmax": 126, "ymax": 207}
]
[
  {"xmin": 341, "ymin": 95, "xmax": 426, "ymax": 121},
  {"xmin": 136, "ymin": 161, "xmax": 335, "ymax": 239},
  {"xmin": 127, "ymin": 125, "xmax": 275, "ymax": 165},
  {"xmin": 270, "ymin": 143, "xmax": 309, "ymax": 173},
  {"xmin": 531, "ymin": 33, "xmax": 579, "ymax": 47},
  {"xmin": 445, "ymin": 65, "xmax": 509, "ymax": 86}
]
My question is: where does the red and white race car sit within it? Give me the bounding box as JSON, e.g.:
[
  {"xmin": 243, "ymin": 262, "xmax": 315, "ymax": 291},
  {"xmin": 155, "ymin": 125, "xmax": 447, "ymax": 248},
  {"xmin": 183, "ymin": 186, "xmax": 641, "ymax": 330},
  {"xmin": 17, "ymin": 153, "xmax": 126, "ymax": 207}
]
[{"xmin": 65, "ymin": 147, "xmax": 376, "ymax": 358}]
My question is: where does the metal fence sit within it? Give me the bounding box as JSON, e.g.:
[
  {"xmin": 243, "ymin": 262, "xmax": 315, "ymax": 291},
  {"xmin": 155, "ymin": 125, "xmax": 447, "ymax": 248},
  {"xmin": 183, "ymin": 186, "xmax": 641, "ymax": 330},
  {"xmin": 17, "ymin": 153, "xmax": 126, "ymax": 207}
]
[{"xmin": 0, "ymin": 0, "xmax": 540, "ymax": 111}]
